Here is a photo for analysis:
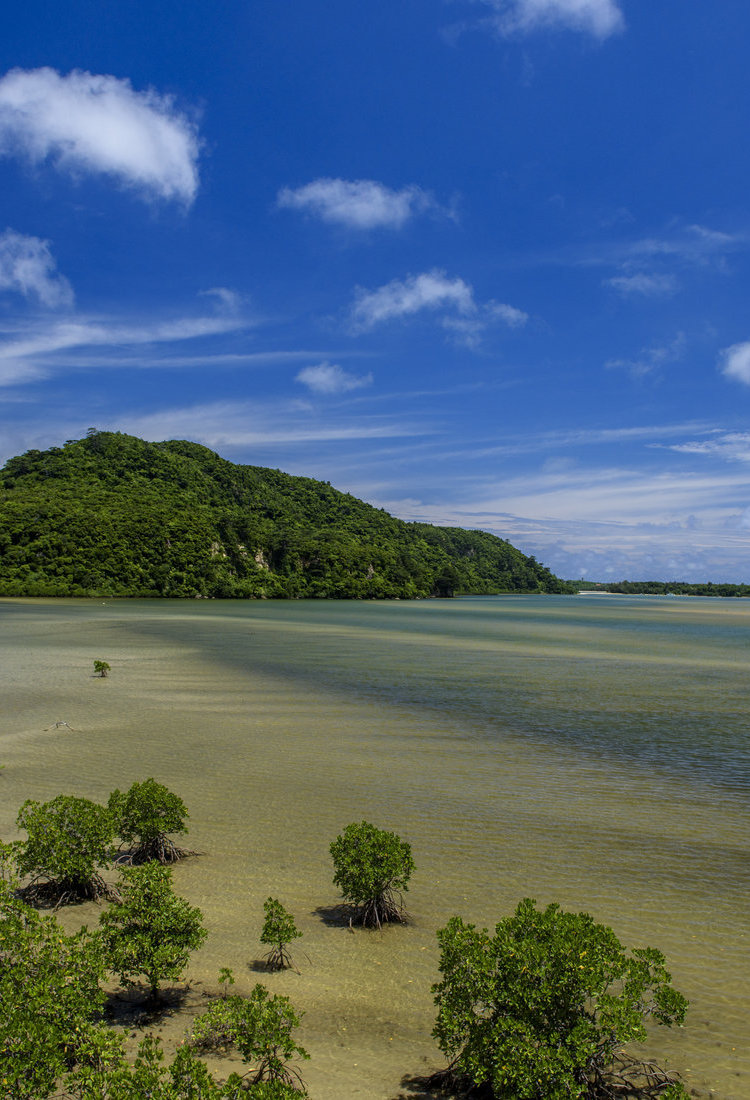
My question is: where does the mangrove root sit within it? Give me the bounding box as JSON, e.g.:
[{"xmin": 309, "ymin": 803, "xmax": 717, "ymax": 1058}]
[
  {"xmin": 416, "ymin": 1054, "xmax": 685, "ymax": 1099},
  {"xmin": 19, "ymin": 872, "xmax": 120, "ymax": 909},
  {"xmin": 350, "ymin": 888, "xmax": 409, "ymax": 929},
  {"xmin": 119, "ymin": 835, "xmax": 197, "ymax": 866},
  {"xmin": 262, "ymin": 945, "xmax": 300, "ymax": 973}
]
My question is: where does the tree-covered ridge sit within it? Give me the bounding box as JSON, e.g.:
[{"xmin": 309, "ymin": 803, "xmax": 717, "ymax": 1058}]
[{"xmin": 0, "ymin": 431, "xmax": 572, "ymax": 598}]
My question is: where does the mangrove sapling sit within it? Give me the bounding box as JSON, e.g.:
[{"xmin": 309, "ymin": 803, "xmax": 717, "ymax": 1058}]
[
  {"xmin": 219, "ymin": 966, "xmax": 236, "ymax": 998},
  {"xmin": 260, "ymin": 897, "xmax": 303, "ymax": 971},
  {"xmin": 329, "ymin": 820, "xmax": 415, "ymax": 928},
  {"xmin": 93, "ymin": 660, "xmax": 110, "ymax": 678},
  {"xmin": 14, "ymin": 794, "xmax": 117, "ymax": 906},
  {"xmin": 98, "ymin": 862, "xmax": 207, "ymax": 1002},
  {"xmin": 430, "ymin": 897, "xmax": 690, "ymax": 1099},
  {"xmin": 108, "ymin": 777, "xmax": 195, "ymax": 864},
  {"xmin": 190, "ymin": 984, "xmax": 309, "ymax": 1090}
]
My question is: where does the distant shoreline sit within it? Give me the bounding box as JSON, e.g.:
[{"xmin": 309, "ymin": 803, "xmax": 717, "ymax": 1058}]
[{"xmin": 572, "ymin": 582, "xmax": 750, "ymax": 598}]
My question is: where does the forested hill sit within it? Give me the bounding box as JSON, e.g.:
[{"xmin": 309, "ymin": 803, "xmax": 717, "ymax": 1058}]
[{"xmin": 0, "ymin": 431, "xmax": 572, "ymax": 599}]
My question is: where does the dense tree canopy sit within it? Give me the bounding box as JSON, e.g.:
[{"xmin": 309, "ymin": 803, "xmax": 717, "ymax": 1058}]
[
  {"xmin": 431, "ymin": 898, "xmax": 689, "ymax": 1099},
  {"xmin": 0, "ymin": 431, "xmax": 572, "ymax": 599},
  {"xmin": 15, "ymin": 794, "xmax": 116, "ymax": 903},
  {"xmin": 98, "ymin": 863, "xmax": 207, "ymax": 1000},
  {"xmin": 108, "ymin": 777, "xmax": 191, "ymax": 864},
  {"xmin": 0, "ymin": 881, "xmax": 108, "ymax": 1100}
]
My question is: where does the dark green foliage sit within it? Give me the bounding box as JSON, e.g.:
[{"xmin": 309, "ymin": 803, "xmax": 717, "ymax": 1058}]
[
  {"xmin": 15, "ymin": 794, "xmax": 116, "ymax": 903},
  {"xmin": 0, "ymin": 880, "xmax": 109, "ymax": 1100},
  {"xmin": 66, "ymin": 1031, "xmax": 268, "ymax": 1100},
  {"xmin": 0, "ymin": 876, "xmax": 303, "ymax": 1098},
  {"xmin": 190, "ymin": 984, "xmax": 309, "ymax": 1090},
  {"xmin": 98, "ymin": 862, "xmax": 207, "ymax": 1000},
  {"xmin": 260, "ymin": 897, "xmax": 303, "ymax": 971},
  {"xmin": 0, "ymin": 431, "xmax": 572, "ymax": 598},
  {"xmin": 108, "ymin": 777, "xmax": 191, "ymax": 864},
  {"xmin": 431, "ymin": 898, "xmax": 689, "ymax": 1099},
  {"xmin": 93, "ymin": 659, "xmax": 110, "ymax": 677},
  {"xmin": 573, "ymin": 579, "xmax": 750, "ymax": 597},
  {"xmin": 0, "ymin": 838, "xmax": 19, "ymax": 889},
  {"xmin": 330, "ymin": 820, "xmax": 415, "ymax": 927}
]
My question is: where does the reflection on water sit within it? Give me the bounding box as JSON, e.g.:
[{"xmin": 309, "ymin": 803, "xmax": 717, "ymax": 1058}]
[{"xmin": 0, "ymin": 595, "xmax": 748, "ymax": 1099}]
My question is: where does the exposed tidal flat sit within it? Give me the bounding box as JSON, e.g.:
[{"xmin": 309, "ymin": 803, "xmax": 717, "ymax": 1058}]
[{"xmin": 1, "ymin": 595, "xmax": 748, "ymax": 1099}]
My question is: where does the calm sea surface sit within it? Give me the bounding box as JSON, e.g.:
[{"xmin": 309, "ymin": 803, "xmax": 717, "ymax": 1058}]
[{"xmin": 1, "ymin": 595, "xmax": 748, "ymax": 1098}]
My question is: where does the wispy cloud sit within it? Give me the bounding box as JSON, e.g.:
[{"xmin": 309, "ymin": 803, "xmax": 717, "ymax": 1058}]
[
  {"xmin": 199, "ymin": 287, "xmax": 244, "ymax": 314},
  {"xmin": 665, "ymin": 432, "xmax": 750, "ymax": 464},
  {"xmin": 606, "ymin": 333, "xmax": 685, "ymax": 379},
  {"xmin": 366, "ymin": 455, "xmax": 750, "ymax": 582},
  {"xmin": 277, "ymin": 178, "xmax": 446, "ymax": 230},
  {"xmin": 590, "ymin": 223, "xmax": 748, "ymax": 306},
  {"xmin": 0, "ymin": 229, "xmax": 73, "ymax": 308},
  {"xmin": 470, "ymin": 0, "xmax": 625, "ymax": 40},
  {"xmin": 624, "ymin": 224, "xmax": 743, "ymax": 267},
  {"xmin": 296, "ymin": 361, "xmax": 373, "ymax": 394},
  {"xmin": 719, "ymin": 342, "xmax": 750, "ymax": 385},
  {"xmin": 113, "ymin": 399, "xmax": 431, "ymax": 450},
  {"xmin": 0, "ymin": 310, "xmax": 250, "ymax": 386},
  {"xmin": 531, "ymin": 222, "xmax": 746, "ymax": 297},
  {"xmin": 378, "ymin": 464, "xmax": 750, "ymax": 532},
  {"xmin": 0, "ymin": 67, "xmax": 200, "ymax": 204},
  {"xmin": 443, "ymin": 300, "xmax": 529, "ymax": 347},
  {"xmin": 350, "ymin": 268, "xmax": 527, "ymax": 344},
  {"xmin": 469, "ymin": 421, "xmax": 715, "ymax": 458},
  {"xmin": 604, "ymin": 272, "xmax": 677, "ymax": 298}
]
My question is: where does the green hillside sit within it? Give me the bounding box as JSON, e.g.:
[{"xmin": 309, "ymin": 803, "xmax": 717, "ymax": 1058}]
[{"xmin": 0, "ymin": 431, "xmax": 572, "ymax": 599}]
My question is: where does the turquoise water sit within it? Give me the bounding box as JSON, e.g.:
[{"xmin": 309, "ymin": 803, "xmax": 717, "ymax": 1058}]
[{"xmin": 127, "ymin": 593, "xmax": 750, "ymax": 790}]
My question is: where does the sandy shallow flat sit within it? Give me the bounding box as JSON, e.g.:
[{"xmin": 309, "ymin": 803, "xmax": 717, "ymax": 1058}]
[{"xmin": 1, "ymin": 597, "xmax": 748, "ymax": 1099}]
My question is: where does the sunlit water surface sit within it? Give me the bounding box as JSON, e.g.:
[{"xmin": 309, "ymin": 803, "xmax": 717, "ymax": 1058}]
[{"xmin": 1, "ymin": 596, "xmax": 748, "ymax": 1099}]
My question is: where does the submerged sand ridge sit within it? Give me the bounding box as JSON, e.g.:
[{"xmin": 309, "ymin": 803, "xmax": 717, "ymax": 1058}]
[{"xmin": 0, "ymin": 596, "xmax": 748, "ymax": 1099}]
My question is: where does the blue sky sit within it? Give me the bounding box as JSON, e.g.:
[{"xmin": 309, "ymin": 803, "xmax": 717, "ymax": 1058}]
[{"xmin": 1, "ymin": 0, "xmax": 750, "ymax": 581}]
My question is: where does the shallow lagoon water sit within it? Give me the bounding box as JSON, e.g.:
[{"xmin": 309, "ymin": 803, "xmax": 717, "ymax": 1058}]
[{"xmin": 0, "ymin": 595, "xmax": 748, "ymax": 1098}]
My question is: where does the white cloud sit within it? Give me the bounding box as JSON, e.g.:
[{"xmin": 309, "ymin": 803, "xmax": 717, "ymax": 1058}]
[
  {"xmin": 277, "ymin": 178, "xmax": 441, "ymax": 230},
  {"xmin": 0, "ymin": 67, "xmax": 199, "ymax": 204},
  {"xmin": 605, "ymin": 272, "xmax": 677, "ymax": 297},
  {"xmin": 351, "ymin": 270, "xmax": 476, "ymax": 330},
  {"xmin": 0, "ymin": 229, "xmax": 73, "ymax": 308},
  {"xmin": 486, "ymin": 301, "xmax": 529, "ymax": 327},
  {"xmin": 350, "ymin": 269, "xmax": 528, "ymax": 346},
  {"xmin": 720, "ymin": 342, "xmax": 750, "ymax": 385},
  {"xmin": 475, "ymin": 0, "xmax": 624, "ymax": 39},
  {"xmin": 296, "ymin": 361, "xmax": 373, "ymax": 394}
]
